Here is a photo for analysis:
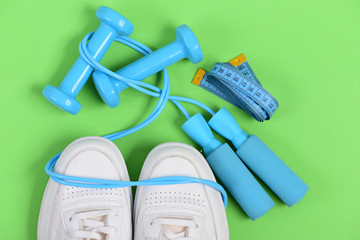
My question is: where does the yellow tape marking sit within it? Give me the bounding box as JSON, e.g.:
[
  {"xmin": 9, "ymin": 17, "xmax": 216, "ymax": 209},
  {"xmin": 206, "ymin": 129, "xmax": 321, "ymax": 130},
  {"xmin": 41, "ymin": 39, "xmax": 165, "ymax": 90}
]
[
  {"xmin": 192, "ymin": 68, "xmax": 206, "ymax": 85},
  {"xmin": 229, "ymin": 54, "xmax": 247, "ymax": 67}
]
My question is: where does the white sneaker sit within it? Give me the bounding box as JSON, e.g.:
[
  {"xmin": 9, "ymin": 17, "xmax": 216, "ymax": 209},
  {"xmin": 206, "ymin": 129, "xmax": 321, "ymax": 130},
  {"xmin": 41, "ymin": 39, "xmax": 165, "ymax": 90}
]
[
  {"xmin": 37, "ymin": 137, "xmax": 133, "ymax": 240},
  {"xmin": 134, "ymin": 142, "xmax": 229, "ymax": 240}
]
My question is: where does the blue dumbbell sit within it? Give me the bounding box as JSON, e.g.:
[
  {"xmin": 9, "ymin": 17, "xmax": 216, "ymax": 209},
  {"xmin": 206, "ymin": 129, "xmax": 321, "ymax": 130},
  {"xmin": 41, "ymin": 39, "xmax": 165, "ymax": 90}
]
[
  {"xmin": 208, "ymin": 107, "xmax": 309, "ymax": 207},
  {"xmin": 42, "ymin": 6, "xmax": 133, "ymax": 114},
  {"xmin": 92, "ymin": 24, "xmax": 203, "ymax": 108}
]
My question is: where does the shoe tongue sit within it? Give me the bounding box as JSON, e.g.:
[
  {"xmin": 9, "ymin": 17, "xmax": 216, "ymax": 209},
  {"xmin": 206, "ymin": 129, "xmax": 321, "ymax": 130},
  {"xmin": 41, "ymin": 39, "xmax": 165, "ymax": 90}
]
[
  {"xmin": 88, "ymin": 215, "xmax": 106, "ymax": 222},
  {"xmin": 79, "ymin": 211, "xmax": 109, "ymax": 239},
  {"xmin": 164, "ymin": 224, "xmax": 186, "ymax": 235}
]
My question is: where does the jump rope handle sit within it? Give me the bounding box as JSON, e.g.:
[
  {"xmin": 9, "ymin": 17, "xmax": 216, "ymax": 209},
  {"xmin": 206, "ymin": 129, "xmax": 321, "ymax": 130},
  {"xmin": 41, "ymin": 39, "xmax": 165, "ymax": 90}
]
[
  {"xmin": 208, "ymin": 107, "xmax": 309, "ymax": 207},
  {"xmin": 182, "ymin": 113, "xmax": 275, "ymax": 220}
]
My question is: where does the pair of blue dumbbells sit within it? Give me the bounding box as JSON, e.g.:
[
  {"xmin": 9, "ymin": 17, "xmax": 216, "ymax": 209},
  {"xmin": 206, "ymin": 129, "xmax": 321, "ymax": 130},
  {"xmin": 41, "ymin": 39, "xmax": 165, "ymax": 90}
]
[{"xmin": 43, "ymin": 6, "xmax": 203, "ymax": 114}]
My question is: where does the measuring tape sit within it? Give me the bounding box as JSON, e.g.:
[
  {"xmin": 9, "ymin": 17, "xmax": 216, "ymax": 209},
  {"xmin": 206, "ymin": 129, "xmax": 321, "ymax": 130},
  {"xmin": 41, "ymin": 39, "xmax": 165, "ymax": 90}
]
[{"xmin": 192, "ymin": 54, "xmax": 279, "ymax": 122}]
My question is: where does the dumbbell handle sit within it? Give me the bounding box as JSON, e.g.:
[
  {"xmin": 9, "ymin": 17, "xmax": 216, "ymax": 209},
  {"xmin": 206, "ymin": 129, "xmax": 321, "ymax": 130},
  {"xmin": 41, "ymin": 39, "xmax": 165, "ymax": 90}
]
[
  {"xmin": 112, "ymin": 40, "xmax": 186, "ymax": 92},
  {"xmin": 60, "ymin": 24, "xmax": 118, "ymax": 96},
  {"xmin": 92, "ymin": 25, "xmax": 202, "ymax": 108},
  {"xmin": 43, "ymin": 7, "xmax": 133, "ymax": 114}
]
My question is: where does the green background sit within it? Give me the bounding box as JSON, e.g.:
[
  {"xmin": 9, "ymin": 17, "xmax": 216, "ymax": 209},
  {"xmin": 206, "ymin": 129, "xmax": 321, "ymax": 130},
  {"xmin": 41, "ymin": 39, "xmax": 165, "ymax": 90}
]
[{"xmin": 0, "ymin": 0, "xmax": 359, "ymax": 239}]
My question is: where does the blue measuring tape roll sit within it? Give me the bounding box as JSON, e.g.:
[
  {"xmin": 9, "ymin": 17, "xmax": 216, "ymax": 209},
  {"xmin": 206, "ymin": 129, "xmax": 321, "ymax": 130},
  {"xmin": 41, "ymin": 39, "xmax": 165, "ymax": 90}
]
[{"xmin": 192, "ymin": 54, "xmax": 279, "ymax": 122}]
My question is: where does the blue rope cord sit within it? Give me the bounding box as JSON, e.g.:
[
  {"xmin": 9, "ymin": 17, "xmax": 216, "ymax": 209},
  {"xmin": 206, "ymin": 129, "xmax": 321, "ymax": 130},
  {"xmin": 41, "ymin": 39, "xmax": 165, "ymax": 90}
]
[{"xmin": 45, "ymin": 32, "xmax": 227, "ymax": 207}]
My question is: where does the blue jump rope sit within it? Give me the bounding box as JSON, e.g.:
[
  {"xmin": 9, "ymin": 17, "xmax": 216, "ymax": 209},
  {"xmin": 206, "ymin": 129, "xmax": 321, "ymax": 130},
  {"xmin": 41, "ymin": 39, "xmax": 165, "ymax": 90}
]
[
  {"xmin": 45, "ymin": 30, "xmax": 228, "ymax": 205},
  {"xmin": 44, "ymin": 6, "xmax": 308, "ymax": 220}
]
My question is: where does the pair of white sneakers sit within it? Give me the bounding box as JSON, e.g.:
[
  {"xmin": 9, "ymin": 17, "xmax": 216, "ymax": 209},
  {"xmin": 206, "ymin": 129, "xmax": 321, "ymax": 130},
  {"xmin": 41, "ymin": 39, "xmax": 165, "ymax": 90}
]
[{"xmin": 38, "ymin": 137, "xmax": 229, "ymax": 240}]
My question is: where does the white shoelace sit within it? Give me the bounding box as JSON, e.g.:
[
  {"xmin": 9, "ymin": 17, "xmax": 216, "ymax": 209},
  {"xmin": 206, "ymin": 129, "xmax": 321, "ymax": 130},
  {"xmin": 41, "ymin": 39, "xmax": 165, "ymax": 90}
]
[
  {"xmin": 69, "ymin": 209, "xmax": 117, "ymax": 240},
  {"xmin": 149, "ymin": 218, "xmax": 198, "ymax": 240}
]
